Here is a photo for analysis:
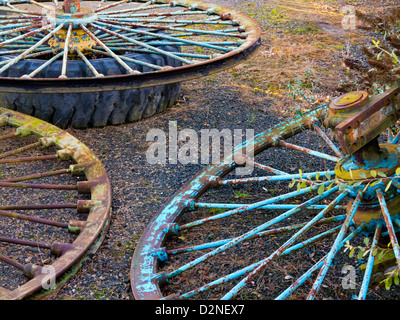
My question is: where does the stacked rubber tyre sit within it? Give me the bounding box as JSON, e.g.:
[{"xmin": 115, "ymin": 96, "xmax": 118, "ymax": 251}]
[{"xmin": 0, "ymin": 44, "xmax": 182, "ymax": 128}]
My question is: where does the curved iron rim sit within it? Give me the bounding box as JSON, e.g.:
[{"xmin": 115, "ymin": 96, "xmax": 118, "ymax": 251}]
[
  {"xmin": 0, "ymin": 0, "xmax": 262, "ymax": 93},
  {"xmin": 0, "ymin": 107, "xmax": 112, "ymax": 300},
  {"xmin": 130, "ymin": 104, "xmax": 329, "ymax": 300}
]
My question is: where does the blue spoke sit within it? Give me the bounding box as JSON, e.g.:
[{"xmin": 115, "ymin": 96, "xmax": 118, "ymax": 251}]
[
  {"xmin": 167, "ymin": 184, "xmax": 339, "ymax": 279},
  {"xmin": 307, "ymin": 190, "xmax": 363, "ymax": 300},
  {"xmin": 358, "ymin": 221, "xmax": 382, "ymax": 300},
  {"xmin": 276, "ymin": 225, "xmax": 364, "ymax": 300},
  {"xmin": 221, "ymin": 190, "xmax": 348, "ymax": 300},
  {"xmin": 177, "ymin": 181, "xmax": 335, "ymax": 230}
]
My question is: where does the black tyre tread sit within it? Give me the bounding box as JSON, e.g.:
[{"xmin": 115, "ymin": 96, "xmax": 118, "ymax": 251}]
[{"xmin": 0, "ymin": 42, "xmax": 182, "ymax": 128}]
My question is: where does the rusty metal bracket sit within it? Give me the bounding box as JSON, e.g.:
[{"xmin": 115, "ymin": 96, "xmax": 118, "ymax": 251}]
[{"xmin": 335, "ymin": 87, "xmax": 400, "ymax": 155}]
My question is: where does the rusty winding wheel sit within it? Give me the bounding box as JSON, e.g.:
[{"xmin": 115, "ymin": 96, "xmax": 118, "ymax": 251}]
[
  {"xmin": 132, "ymin": 88, "xmax": 400, "ymax": 300},
  {"xmin": 0, "ymin": 107, "xmax": 111, "ymax": 299},
  {"xmin": 0, "ymin": 0, "xmax": 261, "ymax": 128}
]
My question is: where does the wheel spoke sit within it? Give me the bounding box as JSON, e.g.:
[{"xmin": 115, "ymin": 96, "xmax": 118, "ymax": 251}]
[
  {"xmin": 376, "ymin": 188, "xmax": 400, "ymax": 264},
  {"xmin": 99, "ymin": 4, "xmax": 187, "ymax": 16},
  {"xmin": 177, "ymin": 182, "xmax": 335, "ymax": 230},
  {"xmin": 220, "ymin": 190, "xmax": 348, "ymax": 300},
  {"xmin": 277, "ymin": 140, "xmax": 340, "ymax": 162},
  {"xmin": 358, "ymin": 221, "xmax": 382, "ymax": 300},
  {"xmin": 29, "ymin": 0, "xmax": 53, "ymax": 11},
  {"xmin": 74, "ymin": 46, "xmax": 105, "ymax": 77},
  {"xmin": 168, "ymin": 185, "xmax": 339, "ymax": 279},
  {"xmin": 1, "ymin": 4, "xmax": 44, "ymax": 16},
  {"xmin": 0, "ymin": 168, "xmax": 70, "ymax": 183},
  {"xmin": 60, "ymin": 23, "xmax": 73, "ymax": 78},
  {"xmin": 0, "ymin": 23, "xmax": 48, "ymax": 43},
  {"xmin": 88, "ymin": 47, "xmax": 163, "ymax": 70},
  {"xmin": 0, "ymin": 209, "xmax": 69, "ymax": 228},
  {"xmin": 79, "ymin": 23, "xmax": 140, "ymax": 74},
  {"xmin": 313, "ymin": 124, "xmax": 344, "ymax": 158},
  {"xmin": 276, "ymin": 225, "xmax": 363, "ymax": 300},
  {"xmin": 91, "ymin": 22, "xmax": 195, "ymax": 64},
  {"xmin": 217, "ymin": 170, "xmax": 335, "ymax": 186},
  {"xmin": 94, "ymin": 0, "xmax": 130, "ymax": 13},
  {"xmin": 0, "ymin": 154, "xmax": 57, "ymax": 164},
  {"xmin": 22, "ymin": 50, "xmax": 63, "ymax": 78},
  {"xmin": 0, "ymin": 23, "xmax": 64, "ymax": 74},
  {"xmin": 193, "ymin": 202, "xmax": 346, "ymax": 211},
  {"xmin": 307, "ymin": 190, "xmax": 363, "ymax": 300},
  {"xmin": 0, "ymin": 141, "xmax": 41, "ymax": 159}
]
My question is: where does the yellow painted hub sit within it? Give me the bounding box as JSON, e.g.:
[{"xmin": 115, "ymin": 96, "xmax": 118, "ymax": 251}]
[
  {"xmin": 349, "ymin": 193, "xmax": 400, "ymax": 226},
  {"xmin": 334, "ymin": 143, "xmax": 400, "ymax": 227},
  {"xmin": 335, "ymin": 143, "xmax": 400, "ymax": 180},
  {"xmin": 48, "ymin": 27, "xmax": 96, "ymax": 53}
]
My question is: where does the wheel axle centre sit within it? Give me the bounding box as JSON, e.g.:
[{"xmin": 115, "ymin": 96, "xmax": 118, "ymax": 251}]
[{"xmin": 326, "ymin": 89, "xmax": 400, "ymax": 228}]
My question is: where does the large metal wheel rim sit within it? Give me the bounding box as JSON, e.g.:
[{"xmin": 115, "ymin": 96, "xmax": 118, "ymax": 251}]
[
  {"xmin": 0, "ymin": 0, "xmax": 262, "ymax": 93},
  {"xmin": 0, "ymin": 107, "xmax": 112, "ymax": 299},
  {"xmin": 130, "ymin": 104, "xmax": 333, "ymax": 300},
  {"xmin": 131, "ymin": 99, "xmax": 400, "ymax": 300}
]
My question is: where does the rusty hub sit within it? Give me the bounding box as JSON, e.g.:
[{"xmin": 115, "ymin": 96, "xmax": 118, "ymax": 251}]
[{"xmin": 324, "ymin": 88, "xmax": 400, "ymax": 227}]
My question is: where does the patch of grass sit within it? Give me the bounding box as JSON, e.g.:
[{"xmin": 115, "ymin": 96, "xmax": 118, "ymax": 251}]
[
  {"xmin": 233, "ymin": 190, "xmax": 251, "ymax": 199},
  {"xmin": 285, "ymin": 21, "xmax": 320, "ymax": 34}
]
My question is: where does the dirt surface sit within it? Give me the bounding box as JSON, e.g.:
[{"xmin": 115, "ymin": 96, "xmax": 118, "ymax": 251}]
[{"xmin": 21, "ymin": 0, "xmax": 397, "ymax": 300}]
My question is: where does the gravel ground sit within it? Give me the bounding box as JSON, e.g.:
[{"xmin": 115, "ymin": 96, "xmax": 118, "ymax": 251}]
[{"xmin": 2, "ymin": 0, "xmax": 399, "ymax": 301}]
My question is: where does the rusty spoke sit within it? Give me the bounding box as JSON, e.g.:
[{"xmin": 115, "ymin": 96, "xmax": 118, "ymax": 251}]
[
  {"xmin": 0, "ymin": 154, "xmax": 57, "ymax": 164},
  {"xmin": 0, "ymin": 131, "xmax": 17, "ymax": 141},
  {"xmin": 97, "ymin": 2, "xmax": 170, "ymax": 15},
  {"xmin": 376, "ymin": 189, "xmax": 400, "ymax": 265},
  {"xmin": 277, "ymin": 140, "xmax": 340, "ymax": 163},
  {"xmin": 23, "ymin": 50, "xmax": 63, "ymax": 79},
  {"xmin": 0, "ymin": 209, "xmax": 70, "ymax": 228},
  {"xmin": 0, "ymin": 253, "xmax": 25, "ymax": 271},
  {"xmin": 74, "ymin": 46, "xmax": 105, "ymax": 77},
  {"xmin": 0, "ymin": 235, "xmax": 53, "ymax": 250},
  {"xmin": 0, "ymin": 141, "xmax": 41, "ymax": 159},
  {"xmin": 0, "ymin": 181, "xmax": 77, "ymax": 190},
  {"xmin": 94, "ymin": 0, "xmax": 129, "ymax": 13},
  {"xmin": 313, "ymin": 124, "xmax": 344, "ymax": 158},
  {"xmin": 0, "ymin": 168, "xmax": 70, "ymax": 183},
  {"xmin": 0, "ymin": 203, "xmax": 76, "ymax": 210}
]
